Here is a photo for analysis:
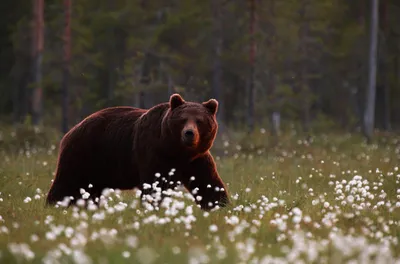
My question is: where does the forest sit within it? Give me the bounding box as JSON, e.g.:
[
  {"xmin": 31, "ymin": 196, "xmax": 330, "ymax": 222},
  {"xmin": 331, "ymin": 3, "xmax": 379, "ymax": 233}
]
[
  {"xmin": 1, "ymin": 1, "xmax": 400, "ymax": 263},
  {"xmin": 1, "ymin": 0, "xmax": 399, "ymax": 140}
]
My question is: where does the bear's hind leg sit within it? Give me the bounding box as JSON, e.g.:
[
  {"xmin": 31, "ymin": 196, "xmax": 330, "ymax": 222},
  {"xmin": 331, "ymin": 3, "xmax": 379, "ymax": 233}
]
[{"xmin": 45, "ymin": 180, "xmax": 81, "ymax": 207}]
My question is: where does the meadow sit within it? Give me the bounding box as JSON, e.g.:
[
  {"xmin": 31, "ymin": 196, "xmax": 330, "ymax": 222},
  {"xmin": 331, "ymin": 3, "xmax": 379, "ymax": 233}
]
[{"xmin": 0, "ymin": 126, "xmax": 400, "ymax": 264}]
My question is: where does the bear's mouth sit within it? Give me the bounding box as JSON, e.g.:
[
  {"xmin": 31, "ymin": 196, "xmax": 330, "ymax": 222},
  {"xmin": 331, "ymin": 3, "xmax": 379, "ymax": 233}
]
[{"xmin": 182, "ymin": 137, "xmax": 198, "ymax": 148}]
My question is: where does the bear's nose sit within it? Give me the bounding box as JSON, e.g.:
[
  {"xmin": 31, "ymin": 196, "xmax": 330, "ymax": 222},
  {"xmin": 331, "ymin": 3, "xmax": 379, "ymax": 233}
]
[{"xmin": 184, "ymin": 129, "xmax": 195, "ymax": 139}]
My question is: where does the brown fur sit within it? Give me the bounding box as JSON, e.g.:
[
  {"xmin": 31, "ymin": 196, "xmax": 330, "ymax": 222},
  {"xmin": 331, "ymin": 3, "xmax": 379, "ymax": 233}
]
[{"xmin": 45, "ymin": 94, "xmax": 229, "ymax": 211}]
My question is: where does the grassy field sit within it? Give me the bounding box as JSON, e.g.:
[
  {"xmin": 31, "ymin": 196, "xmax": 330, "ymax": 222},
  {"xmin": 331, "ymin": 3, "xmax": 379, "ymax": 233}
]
[{"xmin": 0, "ymin": 127, "xmax": 400, "ymax": 263}]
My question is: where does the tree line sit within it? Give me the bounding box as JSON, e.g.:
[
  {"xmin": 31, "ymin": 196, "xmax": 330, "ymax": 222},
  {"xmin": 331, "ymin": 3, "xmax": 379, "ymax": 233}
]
[{"xmin": 0, "ymin": 0, "xmax": 399, "ymax": 142}]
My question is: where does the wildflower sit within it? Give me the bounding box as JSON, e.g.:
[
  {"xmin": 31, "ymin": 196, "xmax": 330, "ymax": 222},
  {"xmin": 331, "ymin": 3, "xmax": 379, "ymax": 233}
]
[
  {"xmin": 209, "ymin": 224, "xmax": 218, "ymax": 233},
  {"xmin": 122, "ymin": 251, "xmax": 130, "ymax": 258},
  {"xmin": 31, "ymin": 234, "xmax": 39, "ymax": 242},
  {"xmin": 125, "ymin": 235, "xmax": 138, "ymax": 248}
]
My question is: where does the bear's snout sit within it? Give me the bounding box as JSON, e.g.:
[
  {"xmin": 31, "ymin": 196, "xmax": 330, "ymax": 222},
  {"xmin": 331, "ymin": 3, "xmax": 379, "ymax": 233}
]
[
  {"xmin": 184, "ymin": 129, "xmax": 195, "ymax": 139},
  {"xmin": 182, "ymin": 121, "xmax": 199, "ymax": 147}
]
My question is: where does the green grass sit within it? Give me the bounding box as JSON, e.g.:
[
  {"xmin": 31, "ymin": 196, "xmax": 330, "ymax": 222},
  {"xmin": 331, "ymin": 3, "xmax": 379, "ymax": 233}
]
[{"xmin": 0, "ymin": 127, "xmax": 400, "ymax": 263}]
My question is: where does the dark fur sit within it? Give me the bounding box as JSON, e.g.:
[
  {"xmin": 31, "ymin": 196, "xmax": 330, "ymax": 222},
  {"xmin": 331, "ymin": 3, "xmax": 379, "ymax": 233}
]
[{"xmin": 45, "ymin": 94, "xmax": 229, "ymax": 211}]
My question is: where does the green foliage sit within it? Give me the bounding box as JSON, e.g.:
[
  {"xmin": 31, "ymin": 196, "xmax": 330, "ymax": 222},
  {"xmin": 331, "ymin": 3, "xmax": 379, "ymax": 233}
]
[
  {"xmin": 0, "ymin": 124, "xmax": 61, "ymax": 153},
  {"xmin": 1, "ymin": 130, "xmax": 400, "ymax": 262},
  {"xmin": 1, "ymin": 0, "xmax": 400, "ymax": 131}
]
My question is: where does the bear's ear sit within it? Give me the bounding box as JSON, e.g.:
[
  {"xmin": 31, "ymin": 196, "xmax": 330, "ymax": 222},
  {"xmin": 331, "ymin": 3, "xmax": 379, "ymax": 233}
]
[
  {"xmin": 170, "ymin": 93, "xmax": 185, "ymax": 110},
  {"xmin": 202, "ymin": 99, "xmax": 218, "ymax": 115}
]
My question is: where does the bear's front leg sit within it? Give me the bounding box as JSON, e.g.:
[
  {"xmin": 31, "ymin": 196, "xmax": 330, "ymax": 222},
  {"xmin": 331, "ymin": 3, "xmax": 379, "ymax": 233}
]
[
  {"xmin": 182, "ymin": 152, "xmax": 230, "ymax": 211},
  {"xmin": 138, "ymin": 162, "xmax": 179, "ymax": 210}
]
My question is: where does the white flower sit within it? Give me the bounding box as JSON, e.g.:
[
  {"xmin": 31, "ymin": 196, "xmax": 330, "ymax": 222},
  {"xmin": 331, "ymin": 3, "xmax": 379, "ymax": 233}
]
[
  {"xmin": 303, "ymin": 215, "xmax": 312, "ymax": 223},
  {"xmin": 347, "ymin": 195, "xmax": 355, "ymax": 203},
  {"xmin": 7, "ymin": 243, "xmax": 35, "ymax": 261},
  {"xmin": 45, "ymin": 231, "xmax": 57, "ymax": 241},
  {"xmin": 185, "ymin": 206, "xmax": 193, "ymax": 215},
  {"xmin": 172, "ymin": 246, "xmax": 181, "ymax": 254},
  {"xmin": 293, "ymin": 216, "xmax": 302, "ymax": 224},
  {"xmin": 122, "ymin": 251, "xmax": 130, "ymax": 258},
  {"xmin": 30, "ymin": 234, "xmax": 39, "ymax": 242},
  {"xmin": 292, "ymin": 207, "xmax": 302, "ymax": 216},
  {"xmin": 125, "ymin": 235, "xmax": 138, "ymax": 248},
  {"xmin": 209, "ymin": 224, "xmax": 218, "ymax": 233},
  {"xmin": 82, "ymin": 192, "xmax": 90, "ymax": 200},
  {"xmin": 225, "ymin": 216, "xmax": 239, "ymax": 225}
]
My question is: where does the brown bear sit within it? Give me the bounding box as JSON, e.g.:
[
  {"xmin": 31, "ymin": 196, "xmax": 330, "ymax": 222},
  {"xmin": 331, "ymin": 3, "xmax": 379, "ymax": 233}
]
[{"xmin": 45, "ymin": 93, "xmax": 229, "ymax": 211}]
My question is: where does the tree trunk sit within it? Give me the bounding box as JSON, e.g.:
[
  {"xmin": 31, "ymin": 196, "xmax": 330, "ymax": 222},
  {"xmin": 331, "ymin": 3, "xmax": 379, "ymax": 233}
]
[
  {"xmin": 12, "ymin": 69, "xmax": 20, "ymax": 126},
  {"xmin": 211, "ymin": 0, "xmax": 222, "ymax": 115},
  {"xmin": 138, "ymin": 53, "xmax": 151, "ymax": 109},
  {"xmin": 299, "ymin": 0, "xmax": 311, "ymax": 133},
  {"xmin": 247, "ymin": 0, "xmax": 256, "ymax": 133},
  {"xmin": 106, "ymin": 0, "xmax": 115, "ymax": 107},
  {"xmin": 269, "ymin": 0, "xmax": 281, "ymax": 137},
  {"xmin": 167, "ymin": 74, "xmax": 174, "ymax": 96},
  {"xmin": 381, "ymin": 0, "xmax": 391, "ymax": 131},
  {"xmin": 62, "ymin": 0, "xmax": 71, "ymax": 134},
  {"xmin": 354, "ymin": 0, "xmax": 367, "ymax": 130},
  {"xmin": 363, "ymin": 0, "xmax": 379, "ymax": 143},
  {"xmin": 32, "ymin": 0, "xmax": 44, "ymax": 126},
  {"xmin": 272, "ymin": 111, "xmax": 281, "ymax": 136},
  {"xmin": 107, "ymin": 59, "xmax": 115, "ymax": 107},
  {"xmin": 212, "ymin": 0, "xmax": 225, "ymax": 134}
]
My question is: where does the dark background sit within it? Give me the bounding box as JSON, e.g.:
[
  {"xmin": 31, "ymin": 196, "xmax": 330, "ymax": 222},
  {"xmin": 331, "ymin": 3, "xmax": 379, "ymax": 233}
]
[{"xmin": 0, "ymin": 0, "xmax": 398, "ymax": 141}]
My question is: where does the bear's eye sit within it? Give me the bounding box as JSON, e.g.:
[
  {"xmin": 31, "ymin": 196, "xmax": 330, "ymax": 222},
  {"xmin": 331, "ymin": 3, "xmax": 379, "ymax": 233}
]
[{"xmin": 196, "ymin": 119, "xmax": 204, "ymax": 125}]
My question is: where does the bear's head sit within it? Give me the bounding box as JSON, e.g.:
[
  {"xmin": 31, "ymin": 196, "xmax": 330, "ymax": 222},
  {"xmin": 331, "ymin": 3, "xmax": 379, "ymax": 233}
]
[{"xmin": 164, "ymin": 94, "xmax": 218, "ymax": 157}]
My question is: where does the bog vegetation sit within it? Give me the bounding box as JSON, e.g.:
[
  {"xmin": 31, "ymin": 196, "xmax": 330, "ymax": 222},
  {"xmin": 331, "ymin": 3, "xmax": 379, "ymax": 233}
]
[{"xmin": 0, "ymin": 127, "xmax": 399, "ymax": 263}]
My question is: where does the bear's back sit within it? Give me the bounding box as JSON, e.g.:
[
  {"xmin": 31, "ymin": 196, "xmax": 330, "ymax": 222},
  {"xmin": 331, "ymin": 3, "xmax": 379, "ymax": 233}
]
[
  {"xmin": 55, "ymin": 106, "xmax": 148, "ymax": 190},
  {"xmin": 62, "ymin": 106, "xmax": 145, "ymax": 142}
]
